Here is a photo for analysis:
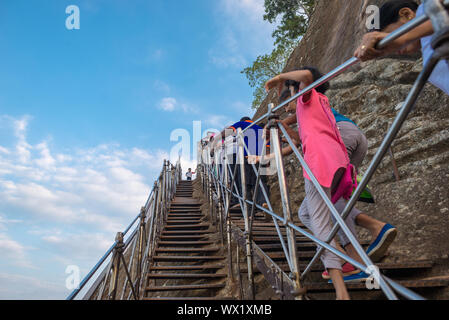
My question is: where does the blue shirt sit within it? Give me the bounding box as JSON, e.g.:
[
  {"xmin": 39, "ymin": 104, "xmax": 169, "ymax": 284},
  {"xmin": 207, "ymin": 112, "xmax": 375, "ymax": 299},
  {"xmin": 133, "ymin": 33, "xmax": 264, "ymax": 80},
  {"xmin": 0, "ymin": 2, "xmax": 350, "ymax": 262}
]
[
  {"xmin": 229, "ymin": 120, "xmax": 267, "ymax": 156},
  {"xmin": 416, "ymin": 5, "xmax": 449, "ymax": 96},
  {"xmin": 332, "ymin": 108, "xmax": 357, "ymax": 127}
]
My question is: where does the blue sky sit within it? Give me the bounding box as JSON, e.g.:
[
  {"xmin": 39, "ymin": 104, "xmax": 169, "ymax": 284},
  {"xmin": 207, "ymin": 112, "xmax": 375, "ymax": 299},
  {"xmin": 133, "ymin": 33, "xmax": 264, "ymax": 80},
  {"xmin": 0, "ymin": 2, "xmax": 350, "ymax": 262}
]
[{"xmin": 0, "ymin": 0, "xmax": 275, "ymax": 299}]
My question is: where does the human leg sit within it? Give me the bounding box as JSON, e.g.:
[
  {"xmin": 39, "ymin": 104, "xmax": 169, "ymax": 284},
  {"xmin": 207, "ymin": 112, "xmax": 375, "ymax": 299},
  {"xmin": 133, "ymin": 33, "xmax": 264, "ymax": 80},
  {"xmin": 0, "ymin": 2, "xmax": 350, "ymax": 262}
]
[
  {"xmin": 303, "ymin": 179, "xmax": 350, "ymax": 298},
  {"xmin": 356, "ymin": 215, "xmax": 397, "ymax": 262},
  {"xmin": 337, "ymin": 122, "xmax": 397, "ymax": 261}
]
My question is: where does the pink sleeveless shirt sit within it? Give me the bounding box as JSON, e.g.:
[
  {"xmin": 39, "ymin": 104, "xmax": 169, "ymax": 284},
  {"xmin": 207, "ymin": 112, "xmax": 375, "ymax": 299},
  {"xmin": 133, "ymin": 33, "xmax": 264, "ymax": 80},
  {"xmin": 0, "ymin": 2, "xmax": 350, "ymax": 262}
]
[{"xmin": 296, "ymin": 89, "xmax": 348, "ymax": 188}]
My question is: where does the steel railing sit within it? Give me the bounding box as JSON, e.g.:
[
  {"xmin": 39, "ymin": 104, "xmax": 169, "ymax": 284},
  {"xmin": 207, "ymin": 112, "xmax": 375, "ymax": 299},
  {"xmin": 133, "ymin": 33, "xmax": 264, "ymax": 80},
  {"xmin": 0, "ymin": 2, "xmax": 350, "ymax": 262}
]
[
  {"xmin": 198, "ymin": 0, "xmax": 449, "ymax": 300},
  {"xmin": 66, "ymin": 159, "xmax": 182, "ymax": 300}
]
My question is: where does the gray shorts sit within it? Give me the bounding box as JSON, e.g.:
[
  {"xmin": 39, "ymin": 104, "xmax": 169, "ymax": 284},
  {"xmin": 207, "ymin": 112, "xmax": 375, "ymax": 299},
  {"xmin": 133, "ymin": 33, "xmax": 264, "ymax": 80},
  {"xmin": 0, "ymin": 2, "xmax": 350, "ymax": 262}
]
[
  {"xmin": 337, "ymin": 121, "xmax": 368, "ymax": 171},
  {"xmin": 298, "ymin": 179, "xmax": 343, "ymax": 270},
  {"xmin": 298, "ymin": 121, "xmax": 366, "ymax": 257}
]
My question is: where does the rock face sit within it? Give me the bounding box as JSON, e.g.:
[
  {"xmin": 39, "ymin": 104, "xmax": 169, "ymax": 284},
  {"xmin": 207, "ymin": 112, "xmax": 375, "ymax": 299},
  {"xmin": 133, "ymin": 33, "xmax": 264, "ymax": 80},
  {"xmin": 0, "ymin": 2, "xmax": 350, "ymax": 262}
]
[
  {"xmin": 253, "ymin": 0, "xmax": 449, "ymax": 277},
  {"xmin": 254, "ymin": 0, "xmax": 392, "ymax": 120}
]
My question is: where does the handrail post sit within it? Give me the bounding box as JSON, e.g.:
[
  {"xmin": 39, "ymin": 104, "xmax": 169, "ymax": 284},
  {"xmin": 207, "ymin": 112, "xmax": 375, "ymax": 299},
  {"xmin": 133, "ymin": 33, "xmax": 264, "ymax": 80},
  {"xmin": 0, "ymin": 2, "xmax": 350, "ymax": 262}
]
[
  {"xmin": 207, "ymin": 148, "xmax": 216, "ymax": 225},
  {"xmin": 215, "ymin": 148, "xmax": 226, "ymax": 246},
  {"xmin": 237, "ymin": 128, "xmax": 256, "ymax": 300},
  {"xmin": 135, "ymin": 206, "xmax": 146, "ymax": 297},
  {"xmin": 217, "ymin": 187, "xmax": 225, "ymax": 246},
  {"xmin": 108, "ymin": 232, "xmax": 124, "ymax": 300},
  {"xmin": 268, "ymin": 109, "xmax": 304, "ymax": 300},
  {"xmin": 223, "ymin": 153, "xmax": 235, "ymax": 281},
  {"xmin": 161, "ymin": 160, "xmax": 167, "ymax": 225}
]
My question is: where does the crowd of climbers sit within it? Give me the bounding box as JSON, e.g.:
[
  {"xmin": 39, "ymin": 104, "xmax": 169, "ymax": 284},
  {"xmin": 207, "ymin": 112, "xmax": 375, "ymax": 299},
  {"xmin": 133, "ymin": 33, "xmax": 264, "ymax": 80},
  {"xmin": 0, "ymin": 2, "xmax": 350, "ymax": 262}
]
[{"xmin": 200, "ymin": 0, "xmax": 449, "ymax": 300}]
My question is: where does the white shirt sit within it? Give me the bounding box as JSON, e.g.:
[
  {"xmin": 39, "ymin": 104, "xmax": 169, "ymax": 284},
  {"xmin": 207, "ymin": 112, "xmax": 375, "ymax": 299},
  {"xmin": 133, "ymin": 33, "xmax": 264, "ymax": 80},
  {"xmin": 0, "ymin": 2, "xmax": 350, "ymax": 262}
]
[
  {"xmin": 416, "ymin": 5, "xmax": 449, "ymax": 96},
  {"xmin": 224, "ymin": 135, "xmax": 237, "ymax": 157}
]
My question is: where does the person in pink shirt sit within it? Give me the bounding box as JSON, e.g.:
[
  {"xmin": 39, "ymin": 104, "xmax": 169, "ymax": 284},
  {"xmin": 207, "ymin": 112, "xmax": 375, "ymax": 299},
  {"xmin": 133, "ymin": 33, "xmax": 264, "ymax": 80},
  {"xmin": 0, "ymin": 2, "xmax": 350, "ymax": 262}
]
[
  {"xmin": 268, "ymin": 85, "xmax": 397, "ymax": 285},
  {"xmin": 264, "ymin": 67, "xmax": 353, "ymax": 299}
]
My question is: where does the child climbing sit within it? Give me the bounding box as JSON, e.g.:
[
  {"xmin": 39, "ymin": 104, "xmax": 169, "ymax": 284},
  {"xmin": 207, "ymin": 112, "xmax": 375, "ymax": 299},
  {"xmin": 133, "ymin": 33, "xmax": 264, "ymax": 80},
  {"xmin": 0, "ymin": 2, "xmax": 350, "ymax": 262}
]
[
  {"xmin": 264, "ymin": 82, "xmax": 397, "ymax": 282},
  {"xmin": 186, "ymin": 168, "xmax": 195, "ymax": 181},
  {"xmin": 263, "ymin": 66, "xmax": 354, "ymax": 299}
]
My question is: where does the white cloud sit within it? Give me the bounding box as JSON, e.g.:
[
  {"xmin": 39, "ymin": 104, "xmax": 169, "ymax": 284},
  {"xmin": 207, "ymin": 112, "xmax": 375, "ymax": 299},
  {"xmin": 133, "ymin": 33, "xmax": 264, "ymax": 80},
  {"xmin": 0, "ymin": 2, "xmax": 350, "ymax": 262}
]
[
  {"xmin": 0, "ymin": 214, "xmax": 22, "ymax": 231},
  {"xmin": 41, "ymin": 231, "xmax": 112, "ymax": 262},
  {"xmin": 159, "ymin": 97, "xmax": 177, "ymax": 112},
  {"xmin": 0, "ymin": 146, "xmax": 10, "ymax": 154},
  {"xmin": 0, "ymin": 115, "xmax": 168, "ymax": 232},
  {"xmin": 0, "ymin": 114, "xmax": 175, "ymax": 298},
  {"xmin": 0, "ymin": 233, "xmax": 33, "ymax": 269},
  {"xmin": 13, "ymin": 116, "xmax": 33, "ymax": 164},
  {"xmin": 35, "ymin": 142, "xmax": 56, "ymax": 169},
  {"xmin": 158, "ymin": 97, "xmax": 199, "ymax": 114},
  {"xmin": 0, "ymin": 273, "xmax": 66, "ymax": 300}
]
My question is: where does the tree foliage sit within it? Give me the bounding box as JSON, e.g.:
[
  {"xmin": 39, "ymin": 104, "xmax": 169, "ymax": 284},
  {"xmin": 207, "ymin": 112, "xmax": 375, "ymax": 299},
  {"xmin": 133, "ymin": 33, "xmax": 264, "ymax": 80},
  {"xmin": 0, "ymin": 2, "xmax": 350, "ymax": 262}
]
[
  {"xmin": 264, "ymin": 0, "xmax": 315, "ymax": 47},
  {"xmin": 242, "ymin": 0, "xmax": 315, "ymax": 109},
  {"xmin": 241, "ymin": 41, "xmax": 297, "ymax": 109}
]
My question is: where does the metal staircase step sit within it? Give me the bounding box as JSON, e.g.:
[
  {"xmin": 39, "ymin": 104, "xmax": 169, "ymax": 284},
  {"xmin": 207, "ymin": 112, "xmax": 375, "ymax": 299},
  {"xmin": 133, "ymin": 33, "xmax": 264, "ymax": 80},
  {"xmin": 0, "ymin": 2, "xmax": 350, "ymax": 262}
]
[
  {"xmin": 164, "ymin": 223, "xmax": 210, "ymax": 230},
  {"xmin": 267, "ymin": 251, "xmax": 315, "ymax": 260},
  {"xmin": 147, "ymin": 273, "xmax": 227, "ymax": 279},
  {"xmin": 149, "ymin": 264, "xmax": 225, "ymax": 271},
  {"xmin": 167, "ymin": 218, "xmax": 204, "ymax": 221},
  {"xmin": 155, "ymin": 247, "xmax": 220, "ymax": 253},
  {"xmin": 158, "ymin": 241, "xmax": 215, "ymax": 246},
  {"xmin": 145, "ymin": 283, "xmax": 226, "ymax": 292},
  {"xmin": 160, "ymin": 235, "xmax": 210, "ymax": 240},
  {"xmin": 153, "ymin": 255, "xmax": 226, "ymax": 262},
  {"xmin": 162, "ymin": 230, "xmax": 213, "ymax": 235},
  {"xmin": 166, "ymin": 220, "xmax": 204, "ymax": 225}
]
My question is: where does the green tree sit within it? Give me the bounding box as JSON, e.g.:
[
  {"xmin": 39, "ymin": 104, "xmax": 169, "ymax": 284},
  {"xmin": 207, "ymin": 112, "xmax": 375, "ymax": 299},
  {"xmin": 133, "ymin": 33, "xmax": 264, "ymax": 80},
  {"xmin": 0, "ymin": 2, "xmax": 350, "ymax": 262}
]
[
  {"xmin": 264, "ymin": 0, "xmax": 315, "ymax": 47},
  {"xmin": 242, "ymin": 0, "xmax": 315, "ymax": 109},
  {"xmin": 241, "ymin": 41, "xmax": 297, "ymax": 109}
]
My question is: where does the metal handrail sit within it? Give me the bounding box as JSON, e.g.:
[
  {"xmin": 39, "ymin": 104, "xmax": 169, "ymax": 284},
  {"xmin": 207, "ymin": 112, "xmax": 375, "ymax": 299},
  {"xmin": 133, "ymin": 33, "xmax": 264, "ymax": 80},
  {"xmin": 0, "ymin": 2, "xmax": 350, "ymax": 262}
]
[
  {"xmin": 241, "ymin": 0, "xmax": 449, "ymax": 136},
  {"xmin": 198, "ymin": 0, "xmax": 449, "ymax": 300},
  {"xmin": 66, "ymin": 159, "xmax": 182, "ymax": 300}
]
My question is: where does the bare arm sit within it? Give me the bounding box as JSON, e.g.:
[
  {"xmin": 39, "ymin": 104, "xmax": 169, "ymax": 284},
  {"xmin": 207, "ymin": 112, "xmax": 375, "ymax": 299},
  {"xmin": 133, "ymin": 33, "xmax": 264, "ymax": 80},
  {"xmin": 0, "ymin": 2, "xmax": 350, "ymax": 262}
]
[
  {"xmin": 265, "ymin": 70, "xmax": 314, "ymax": 100},
  {"xmin": 248, "ymin": 118, "xmax": 301, "ymax": 164},
  {"xmin": 283, "ymin": 113, "xmax": 297, "ymax": 126},
  {"xmin": 354, "ymin": 21, "xmax": 434, "ymax": 61},
  {"xmin": 279, "ymin": 115, "xmax": 300, "ymax": 142}
]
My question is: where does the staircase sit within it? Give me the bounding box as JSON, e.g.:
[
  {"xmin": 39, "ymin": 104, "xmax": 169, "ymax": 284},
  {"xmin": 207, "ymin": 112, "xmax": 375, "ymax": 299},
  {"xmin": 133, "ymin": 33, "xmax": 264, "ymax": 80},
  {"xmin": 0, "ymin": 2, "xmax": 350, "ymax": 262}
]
[
  {"xmin": 143, "ymin": 180, "xmax": 230, "ymax": 300},
  {"xmin": 229, "ymin": 207, "xmax": 449, "ymax": 300},
  {"xmin": 141, "ymin": 179, "xmax": 449, "ymax": 300}
]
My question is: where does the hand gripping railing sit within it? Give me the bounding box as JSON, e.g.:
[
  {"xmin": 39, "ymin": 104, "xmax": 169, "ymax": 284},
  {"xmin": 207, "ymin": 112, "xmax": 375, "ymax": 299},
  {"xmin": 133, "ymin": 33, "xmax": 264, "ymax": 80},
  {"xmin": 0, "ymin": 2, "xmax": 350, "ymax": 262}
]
[
  {"xmin": 66, "ymin": 159, "xmax": 182, "ymax": 300},
  {"xmin": 198, "ymin": 0, "xmax": 449, "ymax": 300}
]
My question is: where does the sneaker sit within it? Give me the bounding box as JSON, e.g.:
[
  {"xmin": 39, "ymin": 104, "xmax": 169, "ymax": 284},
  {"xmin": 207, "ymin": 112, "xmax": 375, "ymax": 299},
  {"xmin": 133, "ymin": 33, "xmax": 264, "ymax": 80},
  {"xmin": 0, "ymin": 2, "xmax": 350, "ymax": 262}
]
[
  {"xmin": 322, "ymin": 262, "xmax": 360, "ymax": 280},
  {"xmin": 328, "ymin": 271, "xmax": 370, "ymax": 284},
  {"xmin": 366, "ymin": 224, "xmax": 397, "ymax": 262}
]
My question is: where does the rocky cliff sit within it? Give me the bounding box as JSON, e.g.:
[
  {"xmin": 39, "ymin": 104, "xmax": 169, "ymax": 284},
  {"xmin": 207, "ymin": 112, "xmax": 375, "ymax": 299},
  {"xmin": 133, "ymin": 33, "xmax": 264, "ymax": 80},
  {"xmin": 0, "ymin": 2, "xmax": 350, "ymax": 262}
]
[{"xmin": 253, "ymin": 0, "xmax": 449, "ymax": 282}]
